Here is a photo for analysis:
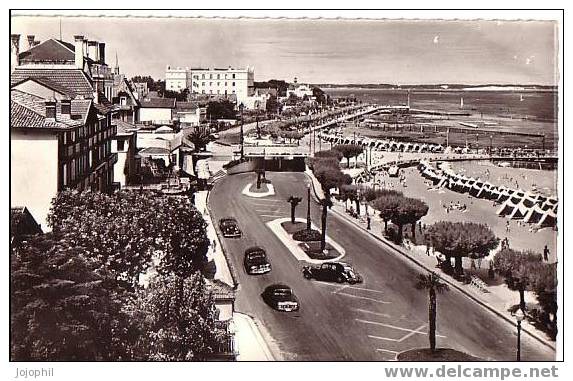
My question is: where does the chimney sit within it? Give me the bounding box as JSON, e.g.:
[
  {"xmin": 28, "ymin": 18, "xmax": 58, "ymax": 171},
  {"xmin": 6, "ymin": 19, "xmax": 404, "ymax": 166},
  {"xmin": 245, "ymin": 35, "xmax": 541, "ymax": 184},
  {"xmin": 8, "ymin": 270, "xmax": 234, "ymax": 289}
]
[
  {"xmin": 98, "ymin": 42, "xmax": 106, "ymax": 64},
  {"xmin": 10, "ymin": 34, "xmax": 20, "ymax": 69},
  {"xmin": 88, "ymin": 41, "xmax": 99, "ymax": 61},
  {"xmin": 61, "ymin": 98, "xmax": 71, "ymax": 116},
  {"xmin": 26, "ymin": 35, "xmax": 35, "ymax": 49},
  {"xmin": 45, "ymin": 99, "xmax": 56, "ymax": 120},
  {"xmin": 74, "ymin": 35, "xmax": 85, "ymax": 69}
]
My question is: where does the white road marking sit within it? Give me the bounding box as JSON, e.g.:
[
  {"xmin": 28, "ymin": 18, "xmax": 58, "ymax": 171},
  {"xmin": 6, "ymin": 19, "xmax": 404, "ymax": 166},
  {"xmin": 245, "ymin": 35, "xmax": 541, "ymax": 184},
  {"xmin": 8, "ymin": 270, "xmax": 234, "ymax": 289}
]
[
  {"xmin": 337, "ymin": 292, "xmax": 390, "ymax": 304},
  {"xmin": 376, "ymin": 348, "xmax": 399, "ymax": 354},
  {"xmin": 314, "ymin": 282, "xmax": 385, "ymax": 294},
  {"xmin": 259, "ymin": 214, "xmax": 287, "ymax": 218},
  {"xmin": 332, "ymin": 285, "xmax": 349, "ymax": 294},
  {"xmin": 398, "ymin": 324, "xmax": 428, "ymax": 342},
  {"xmin": 368, "ymin": 334, "xmax": 398, "ymax": 342},
  {"xmin": 352, "ymin": 308, "xmax": 391, "ymax": 319},
  {"xmin": 358, "ymin": 320, "xmax": 446, "ymax": 340}
]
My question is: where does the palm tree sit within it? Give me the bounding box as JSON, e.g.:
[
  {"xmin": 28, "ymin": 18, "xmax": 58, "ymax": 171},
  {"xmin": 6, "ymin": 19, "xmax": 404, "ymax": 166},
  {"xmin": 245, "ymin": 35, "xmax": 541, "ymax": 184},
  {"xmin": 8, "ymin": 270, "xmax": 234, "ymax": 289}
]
[
  {"xmin": 287, "ymin": 196, "xmax": 302, "ymax": 224},
  {"xmin": 415, "ymin": 272, "xmax": 449, "ymax": 352},
  {"xmin": 186, "ymin": 127, "xmax": 211, "ymax": 152}
]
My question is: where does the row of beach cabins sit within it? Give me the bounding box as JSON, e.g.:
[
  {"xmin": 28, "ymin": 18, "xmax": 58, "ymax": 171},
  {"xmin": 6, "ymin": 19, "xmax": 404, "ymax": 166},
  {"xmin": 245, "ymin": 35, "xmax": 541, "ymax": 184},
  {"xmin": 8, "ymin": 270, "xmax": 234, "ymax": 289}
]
[{"xmin": 419, "ymin": 160, "xmax": 557, "ymax": 228}]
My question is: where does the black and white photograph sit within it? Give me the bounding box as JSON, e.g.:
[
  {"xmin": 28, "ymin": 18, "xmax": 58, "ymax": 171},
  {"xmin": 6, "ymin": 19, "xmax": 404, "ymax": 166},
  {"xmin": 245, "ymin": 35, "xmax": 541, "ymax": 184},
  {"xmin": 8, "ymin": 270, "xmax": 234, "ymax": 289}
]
[{"xmin": 6, "ymin": 6, "xmax": 567, "ymax": 380}]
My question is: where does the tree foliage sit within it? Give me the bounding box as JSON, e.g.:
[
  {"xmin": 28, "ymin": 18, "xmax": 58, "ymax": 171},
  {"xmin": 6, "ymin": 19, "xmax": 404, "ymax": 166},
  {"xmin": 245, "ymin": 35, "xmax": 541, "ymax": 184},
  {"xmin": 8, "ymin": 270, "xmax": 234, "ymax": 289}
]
[
  {"xmin": 493, "ymin": 248, "xmax": 543, "ymax": 310},
  {"xmin": 416, "ymin": 272, "xmax": 449, "ymax": 352},
  {"xmin": 207, "ymin": 100, "xmax": 237, "ymax": 120},
  {"xmin": 125, "ymin": 273, "xmax": 223, "ymax": 361},
  {"xmin": 370, "ymin": 194, "xmax": 404, "ymax": 233},
  {"xmin": 48, "ymin": 190, "xmax": 210, "ymax": 287},
  {"xmin": 314, "ymin": 166, "xmax": 351, "ymax": 195},
  {"xmin": 334, "ymin": 144, "xmax": 363, "ymax": 168},
  {"xmin": 426, "ymin": 221, "xmax": 499, "ymax": 275},
  {"xmin": 11, "ymin": 234, "xmax": 133, "ymax": 361},
  {"xmin": 392, "ymin": 197, "xmax": 429, "ymax": 240}
]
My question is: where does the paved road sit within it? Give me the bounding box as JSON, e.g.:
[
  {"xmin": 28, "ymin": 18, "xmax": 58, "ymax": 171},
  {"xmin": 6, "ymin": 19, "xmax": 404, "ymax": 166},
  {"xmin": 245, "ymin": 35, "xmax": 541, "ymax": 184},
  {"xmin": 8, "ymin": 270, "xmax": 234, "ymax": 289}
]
[{"xmin": 209, "ymin": 171, "xmax": 555, "ymax": 361}]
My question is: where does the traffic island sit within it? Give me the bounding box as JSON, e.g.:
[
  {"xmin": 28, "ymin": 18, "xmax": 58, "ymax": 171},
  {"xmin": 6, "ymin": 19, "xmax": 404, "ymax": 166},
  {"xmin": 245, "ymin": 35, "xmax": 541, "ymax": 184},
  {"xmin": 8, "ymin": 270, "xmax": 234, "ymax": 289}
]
[
  {"xmin": 241, "ymin": 182, "xmax": 275, "ymax": 198},
  {"xmin": 397, "ymin": 348, "xmax": 482, "ymax": 361},
  {"xmin": 267, "ymin": 217, "xmax": 345, "ymax": 263}
]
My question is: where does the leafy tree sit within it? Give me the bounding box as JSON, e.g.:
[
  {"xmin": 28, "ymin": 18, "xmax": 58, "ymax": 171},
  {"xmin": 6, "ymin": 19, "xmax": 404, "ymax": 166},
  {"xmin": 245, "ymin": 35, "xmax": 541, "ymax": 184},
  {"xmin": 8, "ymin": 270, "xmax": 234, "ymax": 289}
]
[
  {"xmin": 370, "ymin": 194, "xmax": 403, "ymax": 234},
  {"xmin": 416, "ymin": 272, "xmax": 449, "ymax": 353},
  {"xmin": 314, "ymin": 149, "xmax": 343, "ymax": 161},
  {"xmin": 314, "ymin": 166, "xmax": 351, "ymax": 195},
  {"xmin": 48, "ymin": 190, "xmax": 209, "ymax": 288},
  {"xmin": 392, "ymin": 197, "xmax": 429, "ymax": 241},
  {"xmin": 207, "ymin": 100, "xmax": 237, "ymax": 120},
  {"xmin": 11, "ymin": 234, "xmax": 132, "ymax": 361},
  {"xmin": 339, "ymin": 184, "xmax": 361, "ymax": 214},
  {"xmin": 126, "ymin": 273, "xmax": 223, "ymax": 361},
  {"xmin": 426, "ymin": 221, "xmax": 499, "ymax": 276},
  {"xmin": 531, "ymin": 263, "xmax": 558, "ymax": 338},
  {"xmin": 493, "ymin": 248, "xmax": 543, "ymax": 311},
  {"xmin": 281, "ymin": 130, "xmax": 304, "ymax": 145},
  {"xmin": 287, "ymin": 196, "xmax": 303, "ymax": 224},
  {"xmin": 313, "ymin": 86, "xmax": 327, "ymax": 105},
  {"xmin": 334, "ymin": 144, "xmax": 363, "ymax": 168},
  {"xmin": 266, "ymin": 95, "xmax": 280, "ymax": 114}
]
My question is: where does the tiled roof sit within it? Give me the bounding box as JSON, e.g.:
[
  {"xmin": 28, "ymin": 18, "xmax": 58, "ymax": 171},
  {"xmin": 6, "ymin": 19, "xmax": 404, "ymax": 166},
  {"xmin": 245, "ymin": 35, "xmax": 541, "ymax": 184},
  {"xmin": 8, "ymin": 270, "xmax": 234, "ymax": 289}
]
[
  {"xmin": 12, "ymin": 76, "xmax": 77, "ymax": 98},
  {"xmin": 140, "ymin": 98, "xmax": 176, "ymax": 109},
  {"xmin": 11, "ymin": 68, "xmax": 94, "ymax": 97},
  {"xmin": 18, "ymin": 39, "xmax": 75, "ymax": 63},
  {"xmin": 11, "ymin": 89, "xmax": 90, "ymax": 130},
  {"xmin": 93, "ymin": 92, "xmax": 114, "ymax": 115},
  {"xmin": 11, "ymin": 206, "xmax": 42, "ymax": 237},
  {"xmin": 114, "ymin": 120, "xmax": 138, "ymax": 135},
  {"xmin": 138, "ymin": 147, "xmax": 171, "ymax": 155},
  {"xmin": 175, "ymin": 101, "xmax": 199, "ymax": 111},
  {"xmin": 206, "ymin": 279, "xmax": 235, "ymax": 301}
]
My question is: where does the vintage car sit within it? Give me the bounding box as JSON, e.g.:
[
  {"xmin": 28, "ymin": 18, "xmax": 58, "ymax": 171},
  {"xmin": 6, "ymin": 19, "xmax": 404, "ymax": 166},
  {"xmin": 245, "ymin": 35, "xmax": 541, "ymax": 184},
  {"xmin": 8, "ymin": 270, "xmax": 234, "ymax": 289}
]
[
  {"xmin": 244, "ymin": 247, "xmax": 272, "ymax": 275},
  {"xmin": 218, "ymin": 217, "xmax": 242, "ymax": 238},
  {"xmin": 261, "ymin": 284, "xmax": 299, "ymax": 312},
  {"xmin": 302, "ymin": 262, "xmax": 363, "ymax": 284}
]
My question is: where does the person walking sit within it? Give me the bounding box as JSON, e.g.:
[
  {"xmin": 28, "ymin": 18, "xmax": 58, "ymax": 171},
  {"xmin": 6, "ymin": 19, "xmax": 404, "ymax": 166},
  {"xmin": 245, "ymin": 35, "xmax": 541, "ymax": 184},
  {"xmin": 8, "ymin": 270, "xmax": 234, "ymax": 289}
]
[{"xmin": 543, "ymin": 245, "xmax": 550, "ymax": 261}]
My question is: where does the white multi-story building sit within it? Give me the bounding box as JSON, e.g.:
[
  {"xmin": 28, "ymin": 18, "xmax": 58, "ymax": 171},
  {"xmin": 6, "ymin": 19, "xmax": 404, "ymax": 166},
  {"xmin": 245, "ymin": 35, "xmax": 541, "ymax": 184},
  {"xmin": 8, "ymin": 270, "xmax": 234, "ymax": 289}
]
[
  {"xmin": 165, "ymin": 66, "xmax": 191, "ymax": 92},
  {"xmin": 190, "ymin": 67, "xmax": 254, "ymax": 105}
]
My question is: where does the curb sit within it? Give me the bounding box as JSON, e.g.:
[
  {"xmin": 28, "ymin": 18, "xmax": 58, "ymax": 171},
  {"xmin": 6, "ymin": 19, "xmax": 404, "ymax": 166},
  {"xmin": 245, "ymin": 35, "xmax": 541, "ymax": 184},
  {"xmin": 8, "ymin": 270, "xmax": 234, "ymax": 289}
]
[
  {"xmin": 234, "ymin": 312, "xmax": 278, "ymax": 361},
  {"xmin": 206, "ymin": 186, "xmax": 240, "ymax": 288},
  {"xmin": 303, "ymin": 172, "xmax": 555, "ymax": 351},
  {"xmin": 330, "ymin": 206, "xmax": 556, "ymax": 351}
]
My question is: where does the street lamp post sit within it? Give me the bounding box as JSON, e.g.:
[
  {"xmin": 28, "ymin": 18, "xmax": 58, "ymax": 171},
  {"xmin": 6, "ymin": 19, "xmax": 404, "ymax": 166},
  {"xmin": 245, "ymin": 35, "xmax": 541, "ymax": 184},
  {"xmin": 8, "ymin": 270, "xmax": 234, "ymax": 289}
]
[
  {"xmin": 515, "ymin": 309, "xmax": 525, "ymax": 361},
  {"xmin": 239, "ymin": 103, "xmax": 245, "ymax": 159},
  {"xmin": 306, "ymin": 183, "xmax": 312, "ymax": 231}
]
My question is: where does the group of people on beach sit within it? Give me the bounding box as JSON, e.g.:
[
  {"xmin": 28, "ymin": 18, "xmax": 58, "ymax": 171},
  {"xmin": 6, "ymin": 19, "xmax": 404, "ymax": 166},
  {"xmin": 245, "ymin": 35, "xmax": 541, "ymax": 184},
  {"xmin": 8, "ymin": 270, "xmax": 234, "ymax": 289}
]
[{"xmin": 443, "ymin": 200, "xmax": 467, "ymax": 213}]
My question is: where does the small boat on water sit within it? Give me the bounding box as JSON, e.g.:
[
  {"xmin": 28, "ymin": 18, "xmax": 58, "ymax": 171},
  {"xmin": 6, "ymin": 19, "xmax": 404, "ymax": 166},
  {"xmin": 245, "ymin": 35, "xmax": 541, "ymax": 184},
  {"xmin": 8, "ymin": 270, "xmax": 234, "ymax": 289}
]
[
  {"xmin": 520, "ymin": 94, "xmax": 524, "ymax": 102},
  {"xmin": 460, "ymin": 97, "xmax": 464, "ymax": 109}
]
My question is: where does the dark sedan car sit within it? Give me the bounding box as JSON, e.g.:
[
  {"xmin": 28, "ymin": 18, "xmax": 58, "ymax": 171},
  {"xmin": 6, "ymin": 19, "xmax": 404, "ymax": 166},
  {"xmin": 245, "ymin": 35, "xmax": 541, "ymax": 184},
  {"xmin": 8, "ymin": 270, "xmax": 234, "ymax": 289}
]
[
  {"xmin": 302, "ymin": 262, "xmax": 363, "ymax": 284},
  {"xmin": 262, "ymin": 284, "xmax": 299, "ymax": 312},
  {"xmin": 219, "ymin": 217, "xmax": 242, "ymax": 238},
  {"xmin": 244, "ymin": 247, "xmax": 272, "ymax": 275}
]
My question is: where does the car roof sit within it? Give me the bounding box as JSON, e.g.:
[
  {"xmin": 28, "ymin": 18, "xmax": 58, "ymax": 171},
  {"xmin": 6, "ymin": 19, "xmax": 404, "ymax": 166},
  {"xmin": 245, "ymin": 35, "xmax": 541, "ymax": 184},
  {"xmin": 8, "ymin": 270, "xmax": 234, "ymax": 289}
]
[
  {"xmin": 245, "ymin": 246, "xmax": 265, "ymax": 254},
  {"xmin": 266, "ymin": 283, "xmax": 291, "ymax": 291}
]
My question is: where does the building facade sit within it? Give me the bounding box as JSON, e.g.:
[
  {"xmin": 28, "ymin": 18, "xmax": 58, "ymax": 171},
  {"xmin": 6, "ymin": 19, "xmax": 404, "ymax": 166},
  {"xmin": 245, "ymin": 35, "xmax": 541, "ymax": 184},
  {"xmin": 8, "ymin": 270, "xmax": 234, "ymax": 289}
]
[
  {"xmin": 165, "ymin": 66, "xmax": 191, "ymax": 92},
  {"xmin": 190, "ymin": 67, "xmax": 254, "ymax": 105},
  {"xmin": 111, "ymin": 120, "xmax": 138, "ymax": 188},
  {"xmin": 138, "ymin": 98, "xmax": 176, "ymax": 125},
  {"xmin": 11, "ymin": 90, "xmax": 117, "ymax": 229}
]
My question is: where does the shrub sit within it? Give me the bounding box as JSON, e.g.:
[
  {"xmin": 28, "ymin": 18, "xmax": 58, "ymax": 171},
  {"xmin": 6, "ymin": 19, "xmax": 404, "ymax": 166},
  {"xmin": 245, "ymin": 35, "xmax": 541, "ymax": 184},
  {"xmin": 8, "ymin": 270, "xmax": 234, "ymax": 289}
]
[{"xmin": 292, "ymin": 229, "xmax": 322, "ymax": 242}]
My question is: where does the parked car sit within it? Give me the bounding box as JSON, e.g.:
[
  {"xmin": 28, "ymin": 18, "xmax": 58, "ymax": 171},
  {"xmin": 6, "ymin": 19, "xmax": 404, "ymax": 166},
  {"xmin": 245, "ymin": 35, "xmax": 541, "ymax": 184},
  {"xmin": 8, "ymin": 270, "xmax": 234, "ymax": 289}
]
[
  {"xmin": 219, "ymin": 218, "xmax": 242, "ymax": 238},
  {"xmin": 244, "ymin": 247, "xmax": 271, "ymax": 275},
  {"xmin": 262, "ymin": 284, "xmax": 299, "ymax": 312},
  {"xmin": 302, "ymin": 262, "xmax": 363, "ymax": 284}
]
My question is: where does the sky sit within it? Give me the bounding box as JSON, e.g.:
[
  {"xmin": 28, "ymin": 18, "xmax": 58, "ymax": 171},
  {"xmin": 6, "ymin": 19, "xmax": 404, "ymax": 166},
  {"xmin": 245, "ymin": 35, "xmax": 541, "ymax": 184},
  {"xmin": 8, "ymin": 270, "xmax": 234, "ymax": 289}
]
[{"xmin": 10, "ymin": 16, "xmax": 559, "ymax": 85}]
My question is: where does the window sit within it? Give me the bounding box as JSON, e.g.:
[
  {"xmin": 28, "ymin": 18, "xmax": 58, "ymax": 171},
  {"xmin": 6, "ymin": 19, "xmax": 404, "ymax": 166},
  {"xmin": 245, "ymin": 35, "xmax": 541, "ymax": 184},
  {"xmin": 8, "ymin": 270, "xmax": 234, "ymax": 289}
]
[
  {"xmin": 232, "ymin": 74, "xmax": 236, "ymax": 79},
  {"xmin": 120, "ymin": 96, "xmax": 127, "ymax": 105},
  {"xmin": 232, "ymin": 82, "xmax": 236, "ymax": 86},
  {"xmin": 202, "ymin": 90, "xmax": 205, "ymax": 94},
  {"xmin": 117, "ymin": 140, "xmax": 125, "ymax": 151},
  {"xmin": 210, "ymin": 74, "xmax": 213, "ymax": 79},
  {"xmin": 202, "ymin": 82, "xmax": 205, "ymax": 86},
  {"xmin": 217, "ymin": 82, "xmax": 220, "ymax": 86},
  {"xmin": 217, "ymin": 74, "xmax": 220, "ymax": 79},
  {"xmin": 210, "ymin": 82, "xmax": 212, "ymax": 86},
  {"xmin": 225, "ymin": 82, "xmax": 227, "ymax": 86}
]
